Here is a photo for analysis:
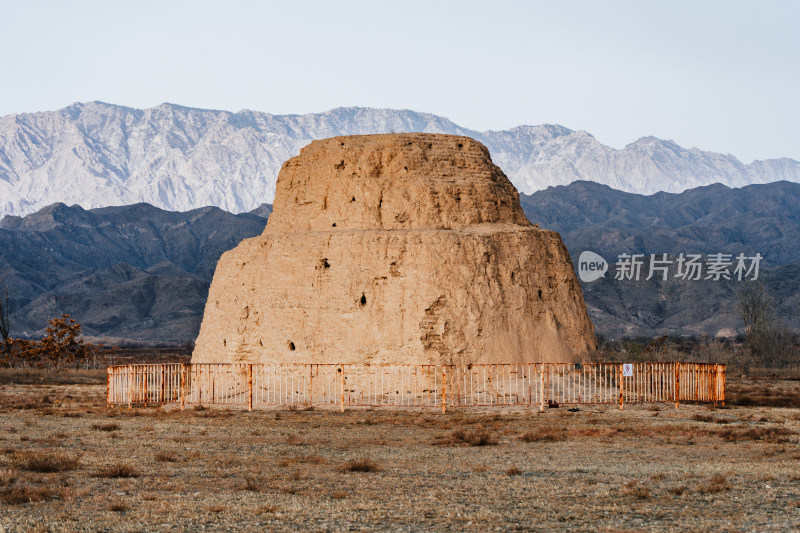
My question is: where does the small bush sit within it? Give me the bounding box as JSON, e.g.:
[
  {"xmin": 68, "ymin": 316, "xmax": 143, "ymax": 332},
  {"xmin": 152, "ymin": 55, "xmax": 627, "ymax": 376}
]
[
  {"xmin": 91, "ymin": 423, "xmax": 120, "ymax": 432},
  {"xmin": 0, "ymin": 484, "xmax": 53, "ymax": 504},
  {"xmin": 699, "ymin": 474, "xmax": 730, "ymax": 494},
  {"xmin": 505, "ymin": 466, "xmax": 522, "ymax": 476},
  {"xmin": 14, "ymin": 452, "xmax": 80, "ymax": 473},
  {"xmin": 0, "ymin": 468, "xmax": 17, "ymax": 486},
  {"xmin": 620, "ymin": 480, "xmax": 650, "ymax": 500},
  {"xmin": 441, "ymin": 427, "xmax": 497, "ymax": 447},
  {"xmin": 241, "ymin": 477, "xmax": 263, "ymax": 492},
  {"xmin": 92, "ymin": 464, "xmax": 140, "ymax": 478},
  {"xmin": 109, "ymin": 501, "xmax": 130, "ymax": 512},
  {"xmin": 154, "ymin": 452, "xmax": 178, "ymax": 463},
  {"xmin": 339, "ymin": 458, "xmax": 381, "ymax": 473},
  {"xmin": 286, "ymin": 434, "xmax": 304, "ymax": 445},
  {"xmin": 668, "ymin": 486, "xmax": 687, "ymax": 496}
]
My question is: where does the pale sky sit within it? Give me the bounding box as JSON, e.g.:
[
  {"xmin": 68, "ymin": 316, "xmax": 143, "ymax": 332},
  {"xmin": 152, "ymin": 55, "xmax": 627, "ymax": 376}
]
[{"xmin": 1, "ymin": 0, "xmax": 798, "ymax": 163}]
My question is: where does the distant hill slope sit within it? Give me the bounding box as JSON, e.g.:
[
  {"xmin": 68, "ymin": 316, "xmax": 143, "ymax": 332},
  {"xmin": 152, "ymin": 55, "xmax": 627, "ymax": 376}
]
[
  {"xmin": 520, "ymin": 180, "xmax": 800, "ymax": 267},
  {"xmin": 520, "ymin": 181, "xmax": 800, "ymax": 337},
  {"xmin": 0, "ymin": 203, "xmax": 268, "ymax": 341},
  {"xmin": 2, "ymin": 102, "xmax": 799, "ymax": 219},
  {"xmin": 1, "ymin": 182, "xmax": 797, "ymax": 342}
]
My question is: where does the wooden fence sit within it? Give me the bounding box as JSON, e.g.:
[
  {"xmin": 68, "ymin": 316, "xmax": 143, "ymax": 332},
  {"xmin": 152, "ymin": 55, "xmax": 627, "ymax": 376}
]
[{"xmin": 107, "ymin": 362, "xmax": 725, "ymax": 411}]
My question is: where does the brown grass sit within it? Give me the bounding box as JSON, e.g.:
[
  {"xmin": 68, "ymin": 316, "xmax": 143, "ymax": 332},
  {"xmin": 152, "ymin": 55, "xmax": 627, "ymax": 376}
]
[
  {"xmin": 620, "ymin": 480, "xmax": 651, "ymax": 500},
  {"xmin": 91, "ymin": 422, "xmax": 121, "ymax": 431},
  {"xmin": 519, "ymin": 426, "xmax": 567, "ymax": 442},
  {"xmin": 718, "ymin": 426, "xmax": 795, "ymax": 443},
  {"xmin": 439, "ymin": 427, "xmax": 497, "ymax": 446},
  {"xmin": 92, "ymin": 464, "xmax": 140, "ymax": 478},
  {"xmin": 13, "ymin": 452, "xmax": 80, "ymax": 473},
  {"xmin": 0, "ymin": 372, "xmax": 798, "ymax": 530},
  {"xmin": 109, "ymin": 501, "xmax": 130, "ymax": 512},
  {"xmin": 699, "ymin": 474, "xmax": 731, "ymax": 494},
  {"xmin": 0, "ymin": 468, "xmax": 17, "ymax": 486},
  {"xmin": 286, "ymin": 434, "xmax": 304, "ymax": 445},
  {"xmin": 0, "ymin": 484, "xmax": 53, "ymax": 505},
  {"xmin": 155, "ymin": 452, "xmax": 178, "ymax": 463},
  {"xmin": 339, "ymin": 457, "xmax": 381, "ymax": 473},
  {"xmin": 0, "ymin": 368, "xmax": 106, "ymax": 385}
]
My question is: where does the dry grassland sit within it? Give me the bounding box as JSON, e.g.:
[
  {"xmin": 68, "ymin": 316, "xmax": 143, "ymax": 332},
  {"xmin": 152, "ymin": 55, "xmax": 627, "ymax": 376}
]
[{"xmin": 0, "ymin": 371, "xmax": 799, "ymax": 531}]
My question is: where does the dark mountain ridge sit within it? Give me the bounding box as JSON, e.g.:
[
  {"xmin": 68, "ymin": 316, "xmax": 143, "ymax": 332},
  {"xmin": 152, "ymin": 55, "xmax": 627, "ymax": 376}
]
[
  {"xmin": 0, "ymin": 202, "xmax": 269, "ymax": 341},
  {"xmin": 1, "ymin": 182, "xmax": 797, "ymax": 341}
]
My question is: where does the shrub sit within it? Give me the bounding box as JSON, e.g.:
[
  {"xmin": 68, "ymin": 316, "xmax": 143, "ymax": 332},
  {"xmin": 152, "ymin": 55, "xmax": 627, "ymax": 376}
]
[
  {"xmin": 339, "ymin": 458, "xmax": 381, "ymax": 473},
  {"xmin": 441, "ymin": 427, "xmax": 497, "ymax": 446},
  {"xmin": 91, "ymin": 423, "xmax": 120, "ymax": 432},
  {"xmin": 699, "ymin": 474, "xmax": 730, "ymax": 494},
  {"xmin": 14, "ymin": 452, "xmax": 80, "ymax": 473},
  {"xmin": 92, "ymin": 464, "xmax": 140, "ymax": 478},
  {"xmin": 0, "ymin": 485, "xmax": 53, "ymax": 505}
]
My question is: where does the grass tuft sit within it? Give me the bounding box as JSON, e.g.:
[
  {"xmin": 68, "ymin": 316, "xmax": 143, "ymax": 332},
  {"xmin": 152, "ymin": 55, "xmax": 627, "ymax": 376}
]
[
  {"xmin": 620, "ymin": 480, "xmax": 651, "ymax": 500},
  {"xmin": 0, "ymin": 484, "xmax": 53, "ymax": 505},
  {"xmin": 154, "ymin": 452, "xmax": 178, "ymax": 463},
  {"xmin": 92, "ymin": 464, "xmax": 140, "ymax": 478},
  {"xmin": 698, "ymin": 474, "xmax": 731, "ymax": 494},
  {"xmin": 14, "ymin": 452, "xmax": 80, "ymax": 473},
  {"xmin": 519, "ymin": 427, "xmax": 567, "ymax": 443},
  {"xmin": 91, "ymin": 423, "xmax": 121, "ymax": 432},
  {"xmin": 440, "ymin": 427, "xmax": 497, "ymax": 446},
  {"xmin": 339, "ymin": 457, "xmax": 381, "ymax": 473}
]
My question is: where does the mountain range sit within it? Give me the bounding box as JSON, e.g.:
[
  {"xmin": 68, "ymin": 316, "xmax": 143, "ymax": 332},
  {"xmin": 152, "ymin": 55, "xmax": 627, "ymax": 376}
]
[
  {"xmin": 1, "ymin": 182, "xmax": 797, "ymax": 341},
  {"xmin": 0, "ymin": 202, "xmax": 269, "ymax": 342},
  {"xmin": 519, "ymin": 181, "xmax": 800, "ymax": 338},
  {"xmin": 2, "ymin": 102, "xmax": 799, "ymax": 220}
]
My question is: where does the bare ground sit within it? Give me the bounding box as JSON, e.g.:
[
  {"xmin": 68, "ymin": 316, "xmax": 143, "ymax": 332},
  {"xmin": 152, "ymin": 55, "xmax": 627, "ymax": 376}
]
[{"xmin": 0, "ymin": 373, "xmax": 799, "ymax": 532}]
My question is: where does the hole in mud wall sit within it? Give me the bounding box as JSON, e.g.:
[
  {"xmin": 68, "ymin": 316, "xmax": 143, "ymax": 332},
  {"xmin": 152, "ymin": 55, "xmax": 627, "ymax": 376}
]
[
  {"xmin": 538, "ymin": 289, "xmax": 542, "ymax": 299},
  {"xmin": 351, "ymin": 196, "xmax": 356, "ymax": 202},
  {"xmin": 288, "ymin": 341, "xmax": 296, "ymax": 351},
  {"xmin": 360, "ymin": 294, "xmax": 367, "ymax": 306},
  {"xmin": 332, "ymin": 223, "xmax": 337, "ymax": 227},
  {"xmin": 223, "ymin": 338, "xmax": 227, "ymax": 347},
  {"xmin": 320, "ymin": 258, "xmax": 330, "ymax": 269},
  {"xmin": 511, "ymin": 271, "xmax": 515, "ymax": 282},
  {"xmin": 259, "ymin": 339, "xmax": 263, "ymax": 346},
  {"xmin": 457, "ymin": 143, "xmax": 463, "ymax": 149}
]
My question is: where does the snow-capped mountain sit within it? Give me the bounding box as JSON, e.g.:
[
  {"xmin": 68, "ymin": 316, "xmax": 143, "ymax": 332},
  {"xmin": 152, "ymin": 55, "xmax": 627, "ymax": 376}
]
[{"xmin": 1, "ymin": 101, "xmax": 798, "ymax": 219}]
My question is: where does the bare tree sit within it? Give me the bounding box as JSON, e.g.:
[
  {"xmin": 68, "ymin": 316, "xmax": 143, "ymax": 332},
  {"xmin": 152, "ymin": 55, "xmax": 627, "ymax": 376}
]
[{"xmin": 737, "ymin": 281, "xmax": 793, "ymax": 367}]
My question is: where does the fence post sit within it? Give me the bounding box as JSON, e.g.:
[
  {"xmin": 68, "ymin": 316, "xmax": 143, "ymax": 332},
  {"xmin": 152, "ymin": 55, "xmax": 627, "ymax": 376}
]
[
  {"xmin": 442, "ymin": 367, "xmax": 447, "ymax": 414},
  {"xmin": 712, "ymin": 365, "xmax": 717, "ymax": 407},
  {"xmin": 106, "ymin": 367, "xmax": 111, "ymax": 408},
  {"xmin": 248, "ymin": 364, "xmax": 253, "ymax": 412},
  {"xmin": 180, "ymin": 364, "xmax": 186, "ymax": 411},
  {"xmin": 674, "ymin": 363, "xmax": 680, "ymax": 410},
  {"xmin": 720, "ymin": 364, "xmax": 726, "ymax": 406},
  {"xmin": 539, "ymin": 364, "xmax": 545, "ymax": 412},
  {"xmin": 618, "ymin": 364, "xmax": 624, "ymax": 411},
  {"xmin": 127, "ymin": 365, "xmax": 133, "ymax": 409},
  {"xmin": 340, "ymin": 365, "xmax": 345, "ymax": 413}
]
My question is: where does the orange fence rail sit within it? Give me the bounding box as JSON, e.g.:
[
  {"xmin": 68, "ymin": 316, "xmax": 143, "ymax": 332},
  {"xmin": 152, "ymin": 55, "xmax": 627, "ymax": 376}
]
[{"xmin": 107, "ymin": 362, "xmax": 725, "ymax": 411}]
